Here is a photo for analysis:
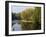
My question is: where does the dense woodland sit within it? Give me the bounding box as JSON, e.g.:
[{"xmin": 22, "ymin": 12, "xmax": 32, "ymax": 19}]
[{"xmin": 12, "ymin": 7, "xmax": 41, "ymax": 30}]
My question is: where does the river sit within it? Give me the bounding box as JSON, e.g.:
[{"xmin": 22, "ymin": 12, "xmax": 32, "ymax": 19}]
[{"xmin": 12, "ymin": 20, "xmax": 22, "ymax": 31}]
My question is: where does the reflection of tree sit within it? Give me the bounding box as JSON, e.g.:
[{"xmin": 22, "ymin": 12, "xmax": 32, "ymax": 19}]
[{"xmin": 20, "ymin": 7, "xmax": 41, "ymax": 30}]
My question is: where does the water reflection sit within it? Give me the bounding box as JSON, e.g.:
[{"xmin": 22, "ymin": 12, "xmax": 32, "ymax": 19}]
[{"xmin": 12, "ymin": 20, "xmax": 22, "ymax": 31}]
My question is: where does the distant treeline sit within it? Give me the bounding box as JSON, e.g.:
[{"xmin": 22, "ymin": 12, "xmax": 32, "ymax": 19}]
[{"xmin": 12, "ymin": 13, "xmax": 21, "ymax": 20}]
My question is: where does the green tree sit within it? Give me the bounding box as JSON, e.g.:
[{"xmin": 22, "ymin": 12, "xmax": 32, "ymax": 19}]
[{"xmin": 31, "ymin": 7, "xmax": 41, "ymax": 30}]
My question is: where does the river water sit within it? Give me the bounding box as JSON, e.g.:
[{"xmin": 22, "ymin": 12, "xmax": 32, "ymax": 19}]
[{"xmin": 12, "ymin": 20, "xmax": 22, "ymax": 31}]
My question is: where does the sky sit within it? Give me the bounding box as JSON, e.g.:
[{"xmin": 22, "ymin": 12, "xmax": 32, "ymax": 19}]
[{"xmin": 11, "ymin": 5, "xmax": 35, "ymax": 13}]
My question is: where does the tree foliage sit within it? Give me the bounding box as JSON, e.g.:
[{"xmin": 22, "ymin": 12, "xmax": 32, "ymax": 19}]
[{"xmin": 20, "ymin": 7, "xmax": 41, "ymax": 30}]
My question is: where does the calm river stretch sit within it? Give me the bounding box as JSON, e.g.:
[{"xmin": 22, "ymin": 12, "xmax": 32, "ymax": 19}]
[{"xmin": 12, "ymin": 20, "xmax": 22, "ymax": 31}]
